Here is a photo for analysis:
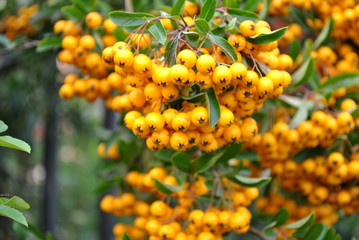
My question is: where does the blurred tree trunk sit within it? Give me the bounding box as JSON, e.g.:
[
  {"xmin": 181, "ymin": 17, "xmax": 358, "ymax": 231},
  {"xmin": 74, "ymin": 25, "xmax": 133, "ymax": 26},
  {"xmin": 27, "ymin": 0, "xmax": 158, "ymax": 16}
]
[
  {"xmin": 99, "ymin": 108, "xmax": 116, "ymax": 240},
  {"xmin": 42, "ymin": 60, "xmax": 58, "ymax": 236}
]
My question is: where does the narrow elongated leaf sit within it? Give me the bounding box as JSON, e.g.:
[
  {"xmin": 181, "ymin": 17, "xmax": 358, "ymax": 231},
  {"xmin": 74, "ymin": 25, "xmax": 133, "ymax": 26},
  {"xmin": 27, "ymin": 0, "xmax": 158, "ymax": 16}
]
[
  {"xmin": 36, "ymin": 37, "xmax": 62, "ymax": 52},
  {"xmin": 264, "ymin": 209, "xmax": 290, "ymax": 235},
  {"xmin": 0, "ymin": 196, "xmax": 30, "ymax": 210},
  {"xmin": 0, "ymin": 205, "xmax": 28, "ymax": 227},
  {"xmin": 199, "ymin": 0, "xmax": 218, "ymax": 22},
  {"xmin": 319, "ymin": 73, "xmax": 359, "ymax": 97},
  {"xmin": 217, "ymin": 143, "xmax": 241, "ymax": 163},
  {"xmin": 171, "ymin": 151, "xmax": 190, "ymax": 172},
  {"xmin": 308, "ymin": 71, "xmax": 320, "ymax": 90},
  {"xmin": 0, "ymin": 136, "xmax": 31, "ymax": 153},
  {"xmin": 293, "ymin": 58, "xmax": 315, "ymax": 86},
  {"xmin": 74, "ymin": 0, "xmax": 95, "ymax": 11},
  {"xmin": 289, "ymin": 39, "xmax": 300, "ymax": 62},
  {"xmin": 171, "ymin": 0, "xmax": 186, "ymax": 15},
  {"xmin": 259, "ymin": 0, "xmax": 270, "ymax": 19},
  {"xmin": 301, "ymin": 39, "xmax": 313, "ymax": 64},
  {"xmin": 319, "ymin": 73, "xmax": 359, "ymax": 88},
  {"xmin": 122, "ymin": 234, "xmax": 131, "ymax": 240},
  {"xmin": 323, "ymin": 228, "xmax": 336, "ymax": 240},
  {"xmin": 209, "ymin": 34, "xmax": 237, "ymax": 62},
  {"xmin": 195, "ymin": 18, "xmax": 210, "ymax": 34},
  {"xmin": 246, "ymin": 27, "xmax": 287, "ymax": 45},
  {"xmin": 243, "ymin": 0, "xmax": 261, "ymax": 11},
  {"xmin": 289, "ymin": 101, "xmax": 314, "ymax": 128},
  {"xmin": 226, "ymin": 174, "xmax": 271, "ymax": 187},
  {"xmin": 224, "ymin": 0, "xmax": 238, "ymax": 8},
  {"xmin": 109, "ymin": 11, "xmax": 154, "ymax": 27},
  {"xmin": 205, "ymin": 88, "xmax": 221, "ymax": 127},
  {"xmin": 227, "ymin": 8, "xmax": 259, "ymax": 20},
  {"xmin": 61, "ymin": 5, "xmax": 86, "ymax": 21},
  {"xmin": 154, "ymin": 179, "xmax": 183, "ymax": 194},
  {"xmin": 0, "ymin": 121, "xmax": 8, "ymax": 133},
  {"xmin": 303, "ymin": 223, "xmax": 327, "ymax": 240},
  {"xmin": 313, "ymin": 18, "xmax": 334, "ymax": 49},
  {"xmin": 148, "ymin": 20, "xmax": 167, "ymax": 45},
  {"xmin": 190, "ymin": 152, "xmax": 224, "ymax": 173},
  {"xmin": 284, "ymin": 212, "xmax": 315, "ymax": 229}
]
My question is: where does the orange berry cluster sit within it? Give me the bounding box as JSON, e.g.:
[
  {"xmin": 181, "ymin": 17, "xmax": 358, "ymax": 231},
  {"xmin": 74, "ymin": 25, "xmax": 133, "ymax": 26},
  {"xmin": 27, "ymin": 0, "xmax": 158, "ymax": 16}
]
[
  {"xmin": 246, "ymin": 111, "xmax": 356, "ymax": 167},
  {"xmin": 278, "ymin": 23, "xmax": 302, "ymax": 47},
  {"xmin": 256, "ymin": 191, "xmax": 339, "ymax": 227},
  {"xmin": 56, "ymin": 12, "xmax": 122, "ymax": 101},
  {"xmin": 100, "ymin": 167, "xmax": 260, "ymax": 240},
  {"xmin": 100, "ymin": 20, "xmax": 293, "ymax": 152},
  {"xmin": 269, "ymin": 0, "xmax": 359, "ymax": 45},
  {"xmin": 0, "ymin": 5, "xmax": 38, "ymax": 40},
  {"xmin": 97, "ymin": 142, "xmax": 119, "ymax": 160}
]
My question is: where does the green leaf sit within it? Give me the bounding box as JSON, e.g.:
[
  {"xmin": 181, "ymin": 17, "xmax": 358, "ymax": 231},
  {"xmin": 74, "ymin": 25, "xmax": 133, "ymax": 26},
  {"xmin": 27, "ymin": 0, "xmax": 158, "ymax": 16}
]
[
  {"xmin": 0, "ymin": 205, "xmax": 28, "ymax": 227},
  {"xmin": 148, "ymin": 20, "xmax": 167, "ymax": 45},
  {"xmin": 113, "ymin": 28, "xmax": 127, "ymax": 41},
  {"xmin": 284, "ymin": 212, "xmax": 315, "ymax": 229},
  {"xmin": 209, "ymin": 34, "xmax": 238, "ymax": 62},
  {"xmin": 0, "ymin": 136, "xmax": 31, "ymax": 153},
  {"xmin": 224, "ymin": 0, "xmax": 238, "ymax": 8},
  {"xmin": 171, "ymin": 0, "xmax": 186, "ymax": 15},
  {"xmin": 303, "ymin": 223, "xmax": 328, "ymax": 240},
  {"xmin": 289, "ymin": 39, "xmax": 300, "ymax": 62},
  {"xmin": 0, "ymin": 121, "xmax": 8, "ymax": 133},
  {"xmin": 293, "ymin": 58, "xmax": 315, "ymax": 86},
  {"xmin": 289, "ymin": 101, "xmax": 314, "ymax": 128},
  {"xmin": 227, "ymin": 8, "xmax": 259, "ymax": 21},
  {"xmin": 217, "ymin": 143, "xmax": 241, "ymax": 163},
  {"xmin": 313, "ymin": 18, "xmax": 334, "ymax": 50},
  {"xmin": 171, "ymin": 151, "xmax": 190, "ymax": 172},
  {"xmin": 118, "ymin": 139, "xmax": 141, "ymax": 162},
  {"xmin": 243, "ymin": 0, "xmax": 261, "ymax": 11},
  {"xmin": 61, "ymin": 5, "xmax": 86, "ymax": 21},
  {"xmin": 190, "ymin": 152, "xmax": 224, "ymax": 173},
  {"xmin": 264, "ymin": 209, "xmax": 290, "ymax": 235},
  {"xmin": 109, "ymin": 11, "xmax": 154, "ymax": 27},
  {"xmin": 308, "ymin": 71, "xmax": 320, "ymax": 90},
  {"xmin": 36, "ymin": 37, "xmax": 62, "ymax": 53},
  {"xmin": 246, "ymin": 27, "xmax": 287, "ymax": 45},
  {"xmin": 301, "ymin": 39, "xmax": 313, "ymax": 64},
  {"xmin": 154, "ymin": 179, "xmax": 183, "ymax": 194},
  {"xmin": 226, "ymin": 174, "xmax": 271, "ymax": 187},
  {"xmin": 205, "ymin": 88, "xmax": 221, "ymax": 127},
  {"xmin": 319, "ymin": 73, "xmax": 359, "ymax": 88},
  {"xmin": 0, "ymin": 196, "xmax": 30, "ymax": 210},
  {"xmin": 259, "ymin": 0, "xmax": 270, "ymax": 19},
  {"xmin": 318, "ymin": 73, "xmax": 359, "ymax": 97},
  {"xmin": 195, "ymin": 18, "xmax": 210, "ymax": 34},
  {"xmin": 122, "ymin": 234, "xmax": 131, "ymax": 240},
  {"xmin": 199, "ymin": 0, "xmax": 218, "ymax": 22},
  {"xmin": 74, "ymin": 0, "xmax": 95, "ymax": 12},
  {"xmin": 165, "ymin": 39, "xmax": 178, "ymax": 66},
  {"xmin": 323, "ymin": 228, "xmax": 336, "ymax": 240},
  {"xmin": 289, "ymin": 5, "xmax": 311, "ymax": 33},
  {"xmin": 352, "ymin": 106, "xmax": 359, "ymax": 117}
]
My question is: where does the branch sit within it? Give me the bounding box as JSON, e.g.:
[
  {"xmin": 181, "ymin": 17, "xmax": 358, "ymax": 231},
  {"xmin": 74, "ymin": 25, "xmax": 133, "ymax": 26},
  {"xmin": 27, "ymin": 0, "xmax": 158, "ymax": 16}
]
[{"xmin": 249, "ymin": 227, "xmax": 269, "ymax": 240}]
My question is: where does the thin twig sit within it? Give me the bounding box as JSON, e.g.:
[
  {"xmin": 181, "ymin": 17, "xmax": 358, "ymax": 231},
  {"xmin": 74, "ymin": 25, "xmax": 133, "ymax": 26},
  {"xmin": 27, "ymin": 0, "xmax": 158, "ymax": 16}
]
[{"xmin": 249, "ymin": 227, "xmax": 268, "ymax": 240}]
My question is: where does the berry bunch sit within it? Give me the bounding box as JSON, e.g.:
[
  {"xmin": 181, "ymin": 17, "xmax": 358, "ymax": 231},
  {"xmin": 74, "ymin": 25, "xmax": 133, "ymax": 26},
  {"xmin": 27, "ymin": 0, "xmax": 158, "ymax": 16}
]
[
  {"xmin": 100, "ymin": 167, "xmax": 260, "ymax": 240},
  {"xmin": 0, "ymin": 5, "xmax": 38, "ymax": 40}
]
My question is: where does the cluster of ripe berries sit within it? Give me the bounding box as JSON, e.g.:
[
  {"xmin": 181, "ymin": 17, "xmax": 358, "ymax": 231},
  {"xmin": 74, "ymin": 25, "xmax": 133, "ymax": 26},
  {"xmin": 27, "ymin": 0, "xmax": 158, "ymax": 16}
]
[
  {"xmin": 100, "ymin": 20, "xmax": 292, "ymax": 152},
  {"xmin": 244, "ymin": 110, "xmax": 356, "ymax": 225},
  {"xmin": 246, "ymin": 110, "xmax": 356, "ymax": 164},
  {"xmin": 0, "ymin": 5, "xmax": 38, "ymax": 40},
  {"xmin": 56, "ymin": 12, "xmax": 122, "ymax": 101},
  {"xmin": 269, "ymin": 0, "xmax": 359, "ymax": 44},
  {"xmin": 100, "ymin": 167, "xmax": 259, "ymax": 240}
]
